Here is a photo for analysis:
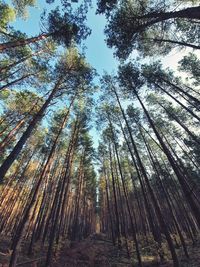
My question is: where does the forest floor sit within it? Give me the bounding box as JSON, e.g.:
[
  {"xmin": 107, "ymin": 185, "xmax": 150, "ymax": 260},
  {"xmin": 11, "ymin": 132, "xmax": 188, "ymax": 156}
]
[
  {"xmin": 0, "ymin": 233, "xmax": 200, "ymax": 266},
  {"xmin": 53, "ymin": 233, "xmax": 200, "ymax": 267}
]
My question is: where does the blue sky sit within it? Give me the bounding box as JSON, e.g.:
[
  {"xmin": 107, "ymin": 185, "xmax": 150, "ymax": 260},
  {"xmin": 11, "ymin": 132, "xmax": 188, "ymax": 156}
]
[
  {"xmin": 85, "ymin": 7, "xmax": 119, "ymax": 76},
  {"xmin": 6, "ymin": 0, "xmax": 189, "ymax": 150},
  {"xmin": 7, "ymin": 0, "xmax": 120, "ymax": 148},
  {"xmin": 10, "ymin": 0, "xmax": 119, "ymax": 76},
  {"xmin": 9, "ymin": 0, "xmax": 185, "ymax": 87}
]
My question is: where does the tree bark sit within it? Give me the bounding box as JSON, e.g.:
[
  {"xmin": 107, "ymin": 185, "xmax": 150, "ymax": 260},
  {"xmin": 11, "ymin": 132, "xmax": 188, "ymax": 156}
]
[
  {"xmin": 0, "ymin": 79, "xmax": 61, "ymax": 183},
  {"xmin": 153, "ymin": 38, "xmax": 200, "ymax": 50},
  {"xmin": 134, "ymin": 6, "xmax": 200, "ymax": 32},
  {"xmin": 0, "ymin": 33, "xmax": 49, "ymax": 51},
  {"xmin": 133, "ymin": 87, "xmax": 200, "ymax": 229}
]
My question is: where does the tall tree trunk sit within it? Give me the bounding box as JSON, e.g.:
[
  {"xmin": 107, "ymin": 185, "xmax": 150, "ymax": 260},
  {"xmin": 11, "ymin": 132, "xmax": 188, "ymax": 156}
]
[
  {"xmin": 0, "ymin": 119, "xmax": 25, "ymax": 152},
  {"xmin": 0, "ymin": 33, "xmax": 49, "ymax": 51},
  {"xmin": 8, "ymin": 102, "xmax": 72, "ymax": 267},
  {"xmin": 153, "ymin": 38, "xmax": 200, "ymax": 50},
  {"xmin": 142, "ymin": 133, "xmax": 189, "ymax": 258},
  {"xmin": 135, "ymin": 6, "xmax": 200, "ymax": 32},
  {"xmin": 133, "ymin": 87, "xmax": 200, "ymax": 228},
  {"xmin": 108, "ymin": 115, "xmax": 142, "ymax": 266},
  {"xmin": 0, "ymin": 79, "xmax": 62, "ymax": 183},
  {"xmin": 0, "ymin": 73, "xmax": 36, "ymax": 91},
  {"xmin": 104, "ymin": 168, "xmax": 115, "ymax": 245},
  {"xmin": 45, "ymin": 118, "xmax": 80, "ymax": 267},
  {"xmin": 154, "ymin": 82, "xmax": 200, "ymax": 122},
  {"xmin": 108, "ymin": 141, "xmax": 121, "ymax": 249},
  {"xmin": 158, "ymin": 77, "xmax": 200, "ymax": 107},
  {"xmin": 111, "ymin": 85, "xmax": 179, "ymax": 266}
]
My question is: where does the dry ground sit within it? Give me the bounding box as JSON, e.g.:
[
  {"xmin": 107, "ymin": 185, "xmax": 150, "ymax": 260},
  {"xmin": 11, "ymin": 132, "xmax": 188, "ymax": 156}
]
[{"xmin": 0, "ymin": 234, "xmax": 200, "ymax": 266}]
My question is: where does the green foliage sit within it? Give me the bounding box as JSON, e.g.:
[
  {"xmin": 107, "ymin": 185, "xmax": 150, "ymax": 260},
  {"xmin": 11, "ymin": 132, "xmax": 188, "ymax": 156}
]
[
  {"xmin": 12, "ymin": 0, "xmax": 36, "ymax": 18},
  {"xmin": 0, "ymin": 89, "xmax": 10, "ymax": 100},
  {"xmin": 102, "ymin": 0, "xmax": 200, "ymax": 58},
  {"xmin": 0, "ymin": 1, "xmax": 200, "ymax": 266},
  {"xmin": 44, "ymin": 6, "xmax": 91, "ymax": 47},
  {"xmin": 96, "ymin": 0, "xmax": 117, "ymax": 16},
  {"xmin": 2, "ymin": 90, "xmax": 44, "ymax": 118},
  {"xmin": 178, "ymin": 52, "xmax": 200, "ymax": 85},
  {"xmin": 0, "ymin": 2, "xmax": 16, "ymax": 30}
]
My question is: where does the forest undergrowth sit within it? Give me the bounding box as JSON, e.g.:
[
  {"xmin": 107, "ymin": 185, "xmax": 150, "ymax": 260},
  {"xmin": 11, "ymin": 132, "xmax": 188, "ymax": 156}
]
[{"xmin": 1, "ymin": 233, "xmax": 200, "ymax": 266}]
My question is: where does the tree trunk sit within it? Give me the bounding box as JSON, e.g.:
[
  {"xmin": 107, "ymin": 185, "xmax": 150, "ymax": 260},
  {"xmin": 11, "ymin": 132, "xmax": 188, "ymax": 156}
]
[
  {"xmin": 154, "ymin": 82, "xmax": 200, "ymax": 122},
  {"xmin": 135, "ymin": 6, "xmax": 200, "ymax": 32},
  {"xmin": 159, "ymin": 77, "xmax": 200, "ymax": 107},
  {"xmin": 108, "ymin": 141, "xmax": 121, "ymax": 249},
  {"xmin": 0, "ymin": 73, "xmax": 35, "ymax": 91},
  {"xmin": 133, "ymin": 87, "xmax": 200, "ymax": 228},
  {"xmin": 0, "ymin": 33, "xmax": 49, "ymax": 51},
  {"xmin": 0, "ymin": 119, "xmax": 25, "ymax": 152},
  {"xmin": 111, "ymin": 85, "xmax": 179, "ymax": 266},
  {"xmin": 0, "ymin": 79, "xmax": 61, "ymax": 183},
  {"xmin": 108, "ymin": 115, "xmax": 142, "ymax": 266},
  {"xmin": 45, "ymin": 121, "xmax": 79, "ymax": 267},
  {"xmin": 157, "ymin": 101, "xmax": 200, "ymax": 145},
  {"xmin": 8, "ymin": 102, "xmax": 72, "ymax": 266},
  {"xmin": 153, "ymin": 38, "xmax": 200, "ymax": 50}
]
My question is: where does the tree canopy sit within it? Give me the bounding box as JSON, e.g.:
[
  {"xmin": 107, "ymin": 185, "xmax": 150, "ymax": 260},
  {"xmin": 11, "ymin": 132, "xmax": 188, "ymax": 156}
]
[{"xmin": 0, "ymin": 1, "xmax": 200, "ymax": 267}]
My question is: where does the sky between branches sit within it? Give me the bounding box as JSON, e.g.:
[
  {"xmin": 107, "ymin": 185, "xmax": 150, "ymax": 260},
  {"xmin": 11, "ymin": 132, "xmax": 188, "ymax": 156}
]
[{"xmin": 6, "ymin": 0, "xmax": 188, "ymax": 149}]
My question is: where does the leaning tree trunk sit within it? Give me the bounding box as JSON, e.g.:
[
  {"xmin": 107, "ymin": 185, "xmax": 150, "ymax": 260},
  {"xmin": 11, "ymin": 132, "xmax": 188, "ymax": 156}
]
[
  {"xmin": 154, "ymin": 82, "xmax": 200, "ymax": 122},
  {"xmin": 135, "ymin": 6, "xmax": 200, "ymax": 32},
  {"xmin": 0, "ymin": 73, "xmax": 36, "ymax": 91},
  {"xmin": 112, "ymin": 85, "xmax": 179, "ymax": 266},
  {"xmin": 158, "ymin": 77, "xmax": 200, "ymax": 108},
  {"xmin": 0, "ymin": 33, "xmax": 49, "ymax": 51},
  {"xmin": 0, "ymin": 119, "xmax": 25, "ymax": 152},
  {"xmin": 156, "ymin": 101, "xmax": 200, "ymax": 145},
  {"xmin": 0, "ymin": 50, "xmax": 44, "ymax": 72},
  {"xmin": 108, "ymin": 115, "xmax": 142, "ymax": 267},
  {"xmin": 0, "ymin": 79, "xmax": 62, "ymax": 183},
  {"xmin": 143, "ymin": 134, "xmax": 189, "ymax": 258},
  {"xmin": 45, "ymin": 120, "xmax": 79, "ymax": 267},
  {"xmin": 108, "ymin": 141, "xmax": 121, "ymax": 249},
  {"xmin": 133, "ymin": 87, "xmax": 200, "ymax": 228},
  {"xmin": 8, "ymin": 101, "xmax": 72, "ymax": 267},
  {"xmin": 152, "ymin": 38, "xmax": 200, "ymax": 50}
]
